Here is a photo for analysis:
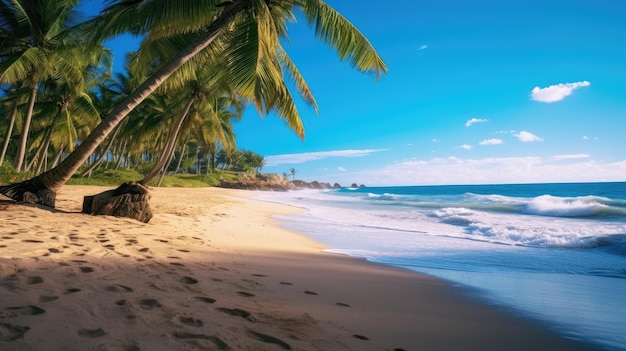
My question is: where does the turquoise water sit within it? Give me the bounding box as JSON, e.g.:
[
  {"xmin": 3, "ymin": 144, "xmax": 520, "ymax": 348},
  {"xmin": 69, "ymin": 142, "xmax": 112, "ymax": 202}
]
[{"xmin": 256, "ymin": 182, "xmax": 626, "ymax": 350}]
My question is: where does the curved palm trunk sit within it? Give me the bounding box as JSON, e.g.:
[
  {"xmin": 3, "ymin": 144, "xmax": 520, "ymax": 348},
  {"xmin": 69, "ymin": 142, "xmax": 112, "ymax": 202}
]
[
  {"xmin": 0, "ymin": 103, "xmax": 18, "ymax": 166},
  {"xmin": 0, "ymin": 2, "xmax": 246, "ymax": 206},
  {"xmin": 13, "ymin": 85, "xmax": 37, "ymax": 171},
  {"xmin": 140, "ymin": 96, "xmax": 196, "ymax": 185},
  {"xmin": 50, "ymin": 145, "xmax": 65, "ymax": 168},
  {"xmin": 81, "ymin": 125, "xmax": 121, "ymax": 177}
]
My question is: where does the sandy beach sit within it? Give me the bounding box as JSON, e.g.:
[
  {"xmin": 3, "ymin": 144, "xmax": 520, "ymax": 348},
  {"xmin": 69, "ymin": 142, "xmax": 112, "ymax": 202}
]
[{"xmin": 0, "ymin": 185, "xmax": 599, "ymax": 351}]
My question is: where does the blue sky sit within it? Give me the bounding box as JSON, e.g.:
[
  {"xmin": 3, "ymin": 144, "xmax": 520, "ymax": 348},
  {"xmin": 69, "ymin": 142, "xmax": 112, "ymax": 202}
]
[{"xmin": 84, "ymin": 0, "xmax": 626, "ymax": 186}]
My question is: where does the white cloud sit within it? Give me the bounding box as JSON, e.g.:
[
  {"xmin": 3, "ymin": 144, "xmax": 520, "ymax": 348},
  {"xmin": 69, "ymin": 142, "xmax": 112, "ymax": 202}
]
[
  {"xmin": 583, "ymin": 136, "xmax": 589, "ymax": 140},
  {"xmin": 465, "ymin": 118, "xmax": 488, "ymax": 127},
  {"xmin": 479, "ymin": 138, "xmax": 503, "ymax": 145},
  {"xmin": 550, "ymin": 154, "xmax": 590, "ymax": 161},
  {"xmin": 531, "ymin": 81, "xmax": 590, "ymax": 103},
  {"xmin": 418, "ymin": 44, "xmax": 429, "ymax": 51},
  {"xmin": 514, "ymin": 131, "xmax": 543, "ymax": 142},
  {"xmin": 338, "ymin": 166, "xmax": 347, "ymax": 172},
  {"xmin": 432, "ymin": 138, "xmax": 439, "ymax": 142},
  {"xmin": 265, "ymin": 149, "xmax": 386, "ymax": 166},
  {"xmin": 457, "ymin": 144, "xmax": 472, "ymax": 150},
  {"xmin": 326, "ymin": 156, "xmax": 626, "ymax": 186}
]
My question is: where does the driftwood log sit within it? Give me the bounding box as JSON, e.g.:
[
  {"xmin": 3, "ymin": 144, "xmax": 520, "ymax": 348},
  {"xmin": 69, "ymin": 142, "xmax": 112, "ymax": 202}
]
[{"xmin": 82, "ymin": 182, "xmax": 153, "ymax": 223}]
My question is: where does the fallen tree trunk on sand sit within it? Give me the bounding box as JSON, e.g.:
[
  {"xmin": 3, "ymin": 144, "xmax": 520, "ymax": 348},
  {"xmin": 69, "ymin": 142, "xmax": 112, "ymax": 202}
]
[
  {"xmin": 82, "ymin": 182, "xmax": 153, "ymax": 223},
  {"xmin": 0, "ymin": 178, "xmax": 56, "ymax": 207},
  {"xmin": 1, "ymin": 180, "xmax": 153, "ymax": 223}
]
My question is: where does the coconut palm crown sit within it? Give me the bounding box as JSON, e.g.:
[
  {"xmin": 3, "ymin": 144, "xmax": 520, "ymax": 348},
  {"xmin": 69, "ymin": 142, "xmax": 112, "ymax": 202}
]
[{"xmin": 0, "ymin": 0, "xmax": 387, "ymax": 207}]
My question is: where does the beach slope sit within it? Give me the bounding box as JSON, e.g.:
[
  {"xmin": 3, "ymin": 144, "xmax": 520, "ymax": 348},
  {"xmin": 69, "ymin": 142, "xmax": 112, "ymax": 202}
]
[{"xmin": 0, "ymin": 186, "xmax": 597, "ymax": 350}]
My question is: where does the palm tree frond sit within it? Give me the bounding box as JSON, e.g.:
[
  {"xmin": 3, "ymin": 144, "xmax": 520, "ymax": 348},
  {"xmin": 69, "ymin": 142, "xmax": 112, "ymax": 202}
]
[{"xmin": 300, "ymin": 0, "xmax": 387, "ymax": 80}]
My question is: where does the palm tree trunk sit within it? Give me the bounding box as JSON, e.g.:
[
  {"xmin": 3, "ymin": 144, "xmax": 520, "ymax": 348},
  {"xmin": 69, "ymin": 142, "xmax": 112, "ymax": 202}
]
[
  {"xmin": 175, "ymin": 142, "xmax": 187, "ymax": 174},
  {"xmin": 50, "ymin": 145, "xmax": 65, "ymax": 168},
  {"xmin": 81, "ymin": 125, "xmax": 121, "ymax": 177},
  {"xmin": 0, "ymin": 103, "xmax": 18, "ymax": 167},
  {"xmin": 13, "ymin": 85, "xmax": 37, "ymax": 172},
  {"xmin": 156, "ymin": 144, "xmax": 180, "ymax": 187},
  {"xmin": 140, "ymin": 96, "xmax": 196, "ymax": 185},
  {"xmin": 0, "ymin": 2, "xmax": 248, "ymax": 206}
]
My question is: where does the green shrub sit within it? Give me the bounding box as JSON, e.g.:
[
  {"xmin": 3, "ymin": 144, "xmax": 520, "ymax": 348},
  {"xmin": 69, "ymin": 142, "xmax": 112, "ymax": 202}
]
[
  {"xmin": 0, "ymin": 164, "xmax": 31, "ymax": 186},
  {"xmin": 67, "ymin": 169, "xmax": 143, "ymax": 186}
]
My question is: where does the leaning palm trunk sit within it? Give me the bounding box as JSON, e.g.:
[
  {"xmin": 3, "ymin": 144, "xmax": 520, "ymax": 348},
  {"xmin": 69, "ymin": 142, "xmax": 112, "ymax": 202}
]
[
  {"xmin": 81, "ymin": 125, "xmax": 122, "ymax": 177},
  {"xmin": 0, "ymin": 103, "xmax": 18, "ymax": 166},
  {"xmin": 140, "ymin": 96, "xmax": 196, "ymax": 186},
  {"xmin": 13, "ymin": 85, "xmax": 37, "ymax": 171},
  {"xmin": 0, "ymin": 3, "xmax": 244, "ymax": 207}
]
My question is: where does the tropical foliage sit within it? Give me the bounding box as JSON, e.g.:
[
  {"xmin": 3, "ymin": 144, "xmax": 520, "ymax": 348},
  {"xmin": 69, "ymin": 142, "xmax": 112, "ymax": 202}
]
[{"xmin": 0, "ymin": 0, "xmax": 386, "ymax": 203}]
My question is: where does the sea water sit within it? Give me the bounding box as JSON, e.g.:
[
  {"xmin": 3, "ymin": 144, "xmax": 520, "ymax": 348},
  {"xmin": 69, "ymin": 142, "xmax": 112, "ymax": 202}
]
[{"xmin": 255, "ymin": 182, "xmax": 626, "ymax": 351}]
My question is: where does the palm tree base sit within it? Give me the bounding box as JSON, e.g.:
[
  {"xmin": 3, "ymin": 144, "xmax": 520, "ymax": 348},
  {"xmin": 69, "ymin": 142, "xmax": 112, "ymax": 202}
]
[
  {"xmin": 82, "ymin": 182, "xmax": 153, "ymax": 223},
  {"xmin": 0, "ymin": 178, "xmax": 56, "ymax": 207}
]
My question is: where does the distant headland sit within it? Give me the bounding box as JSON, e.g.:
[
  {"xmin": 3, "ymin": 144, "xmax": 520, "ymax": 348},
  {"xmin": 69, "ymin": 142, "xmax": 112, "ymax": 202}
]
[{"xmin": 219, "ymin": 174, "xmax": 366, "ymax": 191}]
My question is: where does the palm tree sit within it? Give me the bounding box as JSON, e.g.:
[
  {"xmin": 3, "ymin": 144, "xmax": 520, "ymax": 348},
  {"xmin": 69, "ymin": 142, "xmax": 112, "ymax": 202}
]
[
  {"xmin": 0, "ymin": 0, "xmax": 94, "ymax": 171},
  {"xmin": 289, "ymin": 167, "xmax": 297, "ymax": 181},
  {"xmin": 1, "ymin": 0, "xmax": 387, "ymax": 207}
]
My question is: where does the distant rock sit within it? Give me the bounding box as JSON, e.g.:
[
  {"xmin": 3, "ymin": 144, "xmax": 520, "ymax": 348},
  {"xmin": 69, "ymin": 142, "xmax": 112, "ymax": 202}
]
[
  {"xmin": 219, "ymin": 175, "xmax": 363, "ymax": 191},
  {"xmin": 219, "ymin": 174, "xmax": 295, "ymax": 191}
]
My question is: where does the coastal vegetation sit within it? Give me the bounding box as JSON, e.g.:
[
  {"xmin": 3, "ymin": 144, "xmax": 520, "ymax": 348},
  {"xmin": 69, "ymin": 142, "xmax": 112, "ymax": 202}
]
[{"xmin": 0, "ymin": 0, "xmax": 386, "ymax": 220}]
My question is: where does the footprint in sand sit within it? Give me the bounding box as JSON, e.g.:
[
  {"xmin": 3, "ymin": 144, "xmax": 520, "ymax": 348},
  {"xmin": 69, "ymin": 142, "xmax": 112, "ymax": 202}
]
[
  {"xmin": 304, "ymin": 291, "xmax": 318, "ymax": 296},
  {"xmin": 336, "ymin": 302, "xmax": 351, "ymax": 307},
  {"xmin": 0, "ymin": 305, "xmax": 46, "ymax": 318},
  {"xmin": 27, "ymin": 276, "xmax": 44, "ymax": 285},
  {"xmin": 180, "ymin": 277, "xmax": 198, "ymax": 284},
  {"xmin": 22, "ymin": 239, "xmax": 44, "ymax": 243},
  {"xmin": 216, "ymin": 308, "xmax": 256, "ymax": 322},
  {"xmin": 78, "ymin": 328, "xmax": 106, "ymax": 338},
  {"xmin": 172, "ymin": 332, "xmax": 229, "ymax": 350},
  {"xmin": 179, "ymin": 316, "xmax": 204, "ymax": 327},
  {"xmin": 139, "ymin": 299, "xmax": 162, "ymax": 310},
  {"xmin": 39, "ymin": 295, "xmax": 59, "ymax": 303},
  {"xmin": 353, "ymin": 334, "xmax": 370, "ymax": 340},
  {"xmin": 279, "ymin": 282, "xmax": 293, "ymax": 286},
  {"xmin": 194, "ymin": 297, "xmax": 216, "ymax": 304},
  {"xmin": 105, "ymin": 284, "xmax": 133, "ymax": 293},
  {"xmin": 247, "ymin": 330, "xmax": 291, "ymax": 350},
  {"xmin": 79, "ymin": 267, "xmax": 94, "ymax": 273},
  {"xmin": 47, "ymin": 248, "xmax": 62, "ymax": 253},
  {"xmin": 0, "ymin": 322, "xmax": 30, "ymax": 341},
  {"xmin": 64, "ymin": 288, "xmax": 81, "ymax": 294},
  {"xmin": 138, "ymin": 248, "xmax": 150, "ymax": 253},
  {"xmin": 237, "ymin": 291, "xmax": 255, "ymax": 298}
]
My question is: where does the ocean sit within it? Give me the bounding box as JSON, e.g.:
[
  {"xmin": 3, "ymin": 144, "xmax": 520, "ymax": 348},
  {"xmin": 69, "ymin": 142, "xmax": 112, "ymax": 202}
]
[{"xmin": 254, "ymin": 182, "xmax": 626, "ymax": 351}]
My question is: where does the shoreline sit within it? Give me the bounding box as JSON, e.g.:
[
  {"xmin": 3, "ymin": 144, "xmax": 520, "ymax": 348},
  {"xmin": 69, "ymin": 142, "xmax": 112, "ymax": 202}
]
[{"xmin": 0, "ymin": 185, "xmax": 600, "ymax": 350}]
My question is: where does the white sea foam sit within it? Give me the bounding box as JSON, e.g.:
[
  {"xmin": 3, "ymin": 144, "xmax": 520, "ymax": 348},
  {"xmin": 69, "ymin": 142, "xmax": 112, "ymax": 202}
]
[
  {"xmin": 526, "ymin": 195, "xmax": 608, "ymax": 217},
  {"xmin": 258, "ymin": 190, "xmax": 626, "ymax": 250}
]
